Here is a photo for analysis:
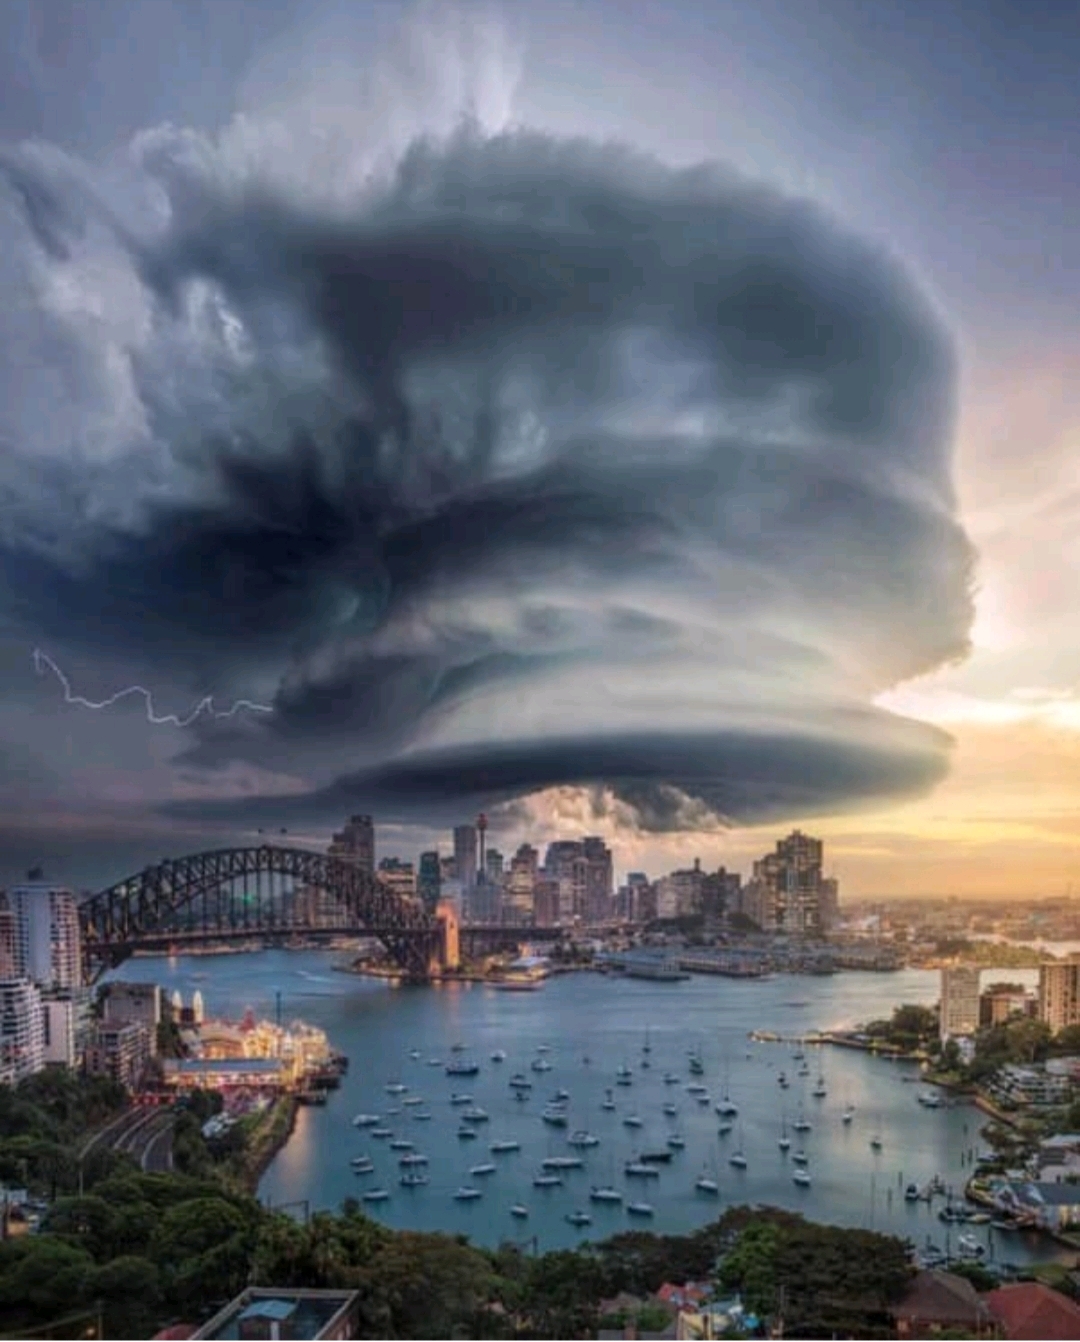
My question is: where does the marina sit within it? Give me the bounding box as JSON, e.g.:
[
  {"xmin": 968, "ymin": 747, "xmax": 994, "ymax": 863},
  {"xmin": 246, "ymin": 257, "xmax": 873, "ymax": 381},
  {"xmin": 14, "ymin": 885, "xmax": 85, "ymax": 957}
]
[{"xmin": 112, "ymin": 950, "xmax": 1067, "ymax": 1260}]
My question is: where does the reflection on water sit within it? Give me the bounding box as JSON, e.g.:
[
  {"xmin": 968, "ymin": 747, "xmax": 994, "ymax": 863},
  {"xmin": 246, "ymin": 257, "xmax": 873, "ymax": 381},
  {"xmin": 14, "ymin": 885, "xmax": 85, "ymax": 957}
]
[{"xmin": 111, "ymin": 952, "xmax": 1063, "ymax": 1261}]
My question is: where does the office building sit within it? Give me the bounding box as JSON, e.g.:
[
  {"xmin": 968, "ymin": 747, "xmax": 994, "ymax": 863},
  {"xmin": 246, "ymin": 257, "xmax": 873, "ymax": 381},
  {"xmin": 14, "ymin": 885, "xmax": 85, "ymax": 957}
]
[
  {"xmin": 453, "ymin": 825, "xmax": 478, "ymax": 890},
  {"xmin": 940, "ymin": 965, "xmax": 981, "ymax": 1040},
  {"xmin": 7, "ymin": 880, "xmax": 82, "ymax": 987},
  {"xmin": 376, "ymin": 858, "xmax": 416, "ymax": 900},
  {"xmin": 328, "ymin": 815, "xmax": 375, "ymax": 877},
  {"xmin": 581, "ymin": 837, "xmax": 614, "ymax": 922},
  {"xmin": 533, "ymin": 878, "xmax": 560, "ymax": 927},
  {"xmin": 543, "ymin": 839, "xmax": 611, "ymax": 923},
  {"xmin": 417, "ymin": 851, "xmax": 441, "ymax": 914},
  {"xmin": 0, "ymin": 979, "xmax": 45, "ymax": 1085},
  {"xmin": 485, "ymin": 848, "xmax": 504, "ymax": 883},
  {"xmin": 1040, "ymin": 955, "xmax": 1080, "ymax": 1034},
  {"xmin": 505, "ymin": 845, "xmax": 539, "ymax": 923}
]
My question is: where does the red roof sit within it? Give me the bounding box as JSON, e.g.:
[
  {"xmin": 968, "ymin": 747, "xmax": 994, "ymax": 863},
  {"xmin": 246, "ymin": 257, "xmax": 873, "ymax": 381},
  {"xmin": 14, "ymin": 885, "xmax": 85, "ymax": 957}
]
[{"xmin": 986, "ymin": 1283, "xmax": 1080, "ymax": 1340}]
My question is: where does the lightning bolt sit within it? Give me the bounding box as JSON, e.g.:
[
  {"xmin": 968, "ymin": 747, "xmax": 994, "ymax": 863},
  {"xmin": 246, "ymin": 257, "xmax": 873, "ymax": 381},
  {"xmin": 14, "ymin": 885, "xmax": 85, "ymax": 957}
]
[{"xmin": 32, "ymin": 649, "xmax": 273, "ymax": 726}]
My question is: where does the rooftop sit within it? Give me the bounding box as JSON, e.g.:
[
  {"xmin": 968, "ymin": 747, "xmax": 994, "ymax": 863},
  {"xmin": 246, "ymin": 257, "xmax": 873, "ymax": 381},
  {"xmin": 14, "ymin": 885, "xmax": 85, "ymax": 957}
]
[
  {"xmin": 191, "ymin": 1288, "xmax": 358, "ymax": 1340},
  {"xmin": 894, "ymin": 1270, "xmax": 987, "ymax": 1327},
  {"xmin": 985, "ymin": 1282, "xmax": 1080, "ymax": 1340}
]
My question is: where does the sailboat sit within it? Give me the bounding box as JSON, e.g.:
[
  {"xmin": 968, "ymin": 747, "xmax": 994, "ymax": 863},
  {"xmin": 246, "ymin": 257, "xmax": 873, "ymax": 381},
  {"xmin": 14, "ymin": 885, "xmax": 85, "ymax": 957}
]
[
  {"xmin": 728, "ymin": 1127, "xmax": 748, "ymax": 1169},
  {"xmin": 696, "ymin": 1149, "xmax": 719, "ymax": 1195},
  {"xmin": 716, "ymin": 1061, "xmax": 738, "ymax": 1117},
  {"xmin": 841, "ymin": 1099, "xmax": 855, "ymax": 1124},
  {"xmin": 812, "ymin": 1067, "xmax": 827, "ymax": 1099},
  {"xmin": 792, "ymin": 1167, "xmax": 811, "ymax": 1188},
  {"xmin": 778, "ymin": 1117, "xmax": 791, "ymax": 1153}
]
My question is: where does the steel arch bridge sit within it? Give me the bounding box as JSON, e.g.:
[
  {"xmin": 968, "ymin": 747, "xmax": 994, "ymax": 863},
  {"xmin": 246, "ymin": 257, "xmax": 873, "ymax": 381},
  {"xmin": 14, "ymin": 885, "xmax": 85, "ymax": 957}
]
[{"xmin": 79, "ymin": 845, "xmax": 440, "ymax": 982}]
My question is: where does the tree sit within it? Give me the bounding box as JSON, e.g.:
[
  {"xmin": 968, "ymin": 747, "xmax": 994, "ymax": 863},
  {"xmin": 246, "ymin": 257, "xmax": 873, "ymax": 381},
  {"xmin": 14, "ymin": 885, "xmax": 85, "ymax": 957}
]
[
  {"xmin": 150, "ymin": 1196, "xmax": 251, "ymax": 1262},
  {"xmin": 91, "ymin": 1255, "xmax": 163, "ymax": 1338},
  {"xmin": 0, "ymin": 1236, "xmax": 95, "ymax": 1329},
  {"xmin": 1006, "ymin": 1017, "xmax": 1051, "ymax": 1064}
]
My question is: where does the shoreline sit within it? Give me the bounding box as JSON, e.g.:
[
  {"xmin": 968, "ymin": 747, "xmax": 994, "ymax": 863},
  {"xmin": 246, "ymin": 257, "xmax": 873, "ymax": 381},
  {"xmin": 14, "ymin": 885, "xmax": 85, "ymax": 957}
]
[{"xmin": 239, "ymin": 1094, "xmax": 298, "ymax": 1195}]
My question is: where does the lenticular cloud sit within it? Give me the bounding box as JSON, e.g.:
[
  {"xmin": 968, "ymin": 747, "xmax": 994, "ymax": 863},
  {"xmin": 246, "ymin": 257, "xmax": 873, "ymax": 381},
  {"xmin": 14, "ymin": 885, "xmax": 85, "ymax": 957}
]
[{"xmin": 0, "ymin": 110, "xmax": 974, "ymax": 831}]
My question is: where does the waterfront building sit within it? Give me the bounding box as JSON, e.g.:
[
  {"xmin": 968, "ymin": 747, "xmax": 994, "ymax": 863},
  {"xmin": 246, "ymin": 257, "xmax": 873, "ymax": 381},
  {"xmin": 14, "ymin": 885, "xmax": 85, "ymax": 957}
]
[
  {"xmin": 1038, "ymin": 954, "xmax": 1080, "ymax": 1033},
  {"xmin": 328, "ymin": 815, "xmax": 375, "ymax": 878},
  {"xmin": 940, "ymin": 965, "xmax": 981, "ymax": 1040},
  {"xmin": 86, "ymin": 1022, "xmax": 151, "ymax": 1091},
  {"xmin": 162, "ymin": 1056, "xmax": 287, "ymax": 1090},
  {"xmin": 102, "ymin": 982, "xmax": 163, "ymax": 1051},
  {"xmin": 377, "ymin": 857, "xmax": 416, "ymax": 900},
  {"xmin": 417, "ymin": 850, "xmax": 441, "ymax": 914},
  {"xmin": 0, "ymin": 979, "xmax": 44, "ymax": 1085},
  {"xmin": 453, "ymin": 824, "xmax": 478, "ymax": 889},
  {"xmin": 7, "ymin": 880, "xmax": 82, "ymax": 987},
  {"xmin": 987, "ymin": 1063, "xmax": 1071, "ymax": 1109}
]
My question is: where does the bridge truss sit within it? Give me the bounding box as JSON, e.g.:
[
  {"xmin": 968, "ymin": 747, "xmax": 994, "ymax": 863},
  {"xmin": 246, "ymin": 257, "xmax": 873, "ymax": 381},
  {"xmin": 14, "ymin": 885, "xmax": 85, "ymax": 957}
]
[{"xmin": 79, "ymin": 845, "xmax": 440, "ymax": 981}]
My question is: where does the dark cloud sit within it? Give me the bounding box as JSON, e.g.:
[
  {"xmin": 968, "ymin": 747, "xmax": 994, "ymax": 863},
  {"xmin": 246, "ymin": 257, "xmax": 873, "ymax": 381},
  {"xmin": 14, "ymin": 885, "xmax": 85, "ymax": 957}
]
[
  {"xmin": 0, "ymin": 122, "xmax": 973, "ymax": 832},
  {"xmin": 165, "ymin": 721, "xmax": 952, "ymax": 834}
]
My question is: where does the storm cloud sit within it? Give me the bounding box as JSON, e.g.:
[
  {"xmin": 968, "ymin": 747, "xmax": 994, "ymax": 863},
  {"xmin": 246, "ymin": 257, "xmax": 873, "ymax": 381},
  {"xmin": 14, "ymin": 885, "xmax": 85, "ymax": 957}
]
[{"xmin": 0, "ymin": 114, "xmax": 974, "ymax": 834}]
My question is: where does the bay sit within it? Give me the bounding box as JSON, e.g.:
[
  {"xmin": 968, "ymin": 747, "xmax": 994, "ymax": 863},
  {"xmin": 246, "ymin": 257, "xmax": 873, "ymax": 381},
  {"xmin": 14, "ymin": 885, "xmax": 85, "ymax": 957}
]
[{"xmin": 111, "ymin": 951, "xmax": 1064, "ymax": 1263}]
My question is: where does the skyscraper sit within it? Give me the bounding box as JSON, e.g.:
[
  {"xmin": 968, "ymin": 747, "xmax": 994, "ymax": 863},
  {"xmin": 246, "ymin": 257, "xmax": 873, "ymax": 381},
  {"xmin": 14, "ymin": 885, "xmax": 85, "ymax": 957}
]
[
  {"xmin": 417, "ymin": 851, "xmax": 442, "ymax": 914},
  {"xmin": 328, "ymin": 815, "xmax": 375, "ymax": 877},
  {"xmin": 748, "ymin": 831, "xmax": 831, "ymax": 936},
  {"xmin": 453, "ymin": 824, "xmax": 478, "ymax": 889},
  {"xmin": 7, "ymin": 880, "xmax": 82, "ymax": 987}
]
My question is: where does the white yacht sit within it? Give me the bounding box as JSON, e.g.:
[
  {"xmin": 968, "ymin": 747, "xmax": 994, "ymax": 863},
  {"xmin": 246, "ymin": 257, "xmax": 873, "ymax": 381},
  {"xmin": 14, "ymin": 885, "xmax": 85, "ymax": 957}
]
[
  {"xmin": 590, "ymin": 1186, "xmax": 623, "ymax": 1203},
  {"xmin": 695, "ymin": 1172, "xmax": 719, "ymax": 1195},
  {"xmin": 353, "ymin": 1114, "xmax": 381, "ymax": 1127},
  {"xmin": 469, "ymin": 1163, "xmax": 496, "ymax": 1177},
  {"xmin": 793, "ymin": 1168, "xmax": 811, "ymax": 1188},
  {"xmin": 454, "ymin": 1187, "xmax": 482, "ymax": 1201},
  {"xmin": 626, "ymin": 1202, "xmax": 654, "ymax": 1217}
]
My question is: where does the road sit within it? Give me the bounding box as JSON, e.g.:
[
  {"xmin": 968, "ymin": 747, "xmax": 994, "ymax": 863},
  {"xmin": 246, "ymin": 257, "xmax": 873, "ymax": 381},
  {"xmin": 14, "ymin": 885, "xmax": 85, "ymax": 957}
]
[{"xmin": 80, "ymin": 1105, "xmax": 174, "ymax": 1174}]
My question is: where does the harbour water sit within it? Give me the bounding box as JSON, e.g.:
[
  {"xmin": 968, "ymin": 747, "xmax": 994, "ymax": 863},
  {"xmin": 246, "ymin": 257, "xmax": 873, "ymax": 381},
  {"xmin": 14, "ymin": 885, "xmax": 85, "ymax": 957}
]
[{"xmin": 111, "ymin": 952, "xmax": 1063, "ymax": 1262}]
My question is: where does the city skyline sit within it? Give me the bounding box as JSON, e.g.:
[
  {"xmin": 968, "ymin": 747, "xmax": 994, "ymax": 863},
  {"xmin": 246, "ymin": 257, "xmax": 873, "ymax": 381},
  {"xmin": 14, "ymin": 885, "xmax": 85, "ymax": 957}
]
[{"xmin": 1, "ymin": 1, "xmax": 1077, "ymax": 899}]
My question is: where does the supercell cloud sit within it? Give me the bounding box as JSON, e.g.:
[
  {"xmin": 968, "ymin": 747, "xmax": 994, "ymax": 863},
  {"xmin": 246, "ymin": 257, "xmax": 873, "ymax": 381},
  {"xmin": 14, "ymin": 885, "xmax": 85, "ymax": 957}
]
[{"xmin": 0, "ymin": 97, "xmax": 974, "ymax": 836}]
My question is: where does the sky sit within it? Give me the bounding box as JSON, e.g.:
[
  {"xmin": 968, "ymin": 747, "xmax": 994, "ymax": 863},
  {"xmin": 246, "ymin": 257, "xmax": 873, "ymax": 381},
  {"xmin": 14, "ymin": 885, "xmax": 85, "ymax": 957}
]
[{"xmin": 0, "ymin": 0, "xmax": 1076, "ymax": 898}]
